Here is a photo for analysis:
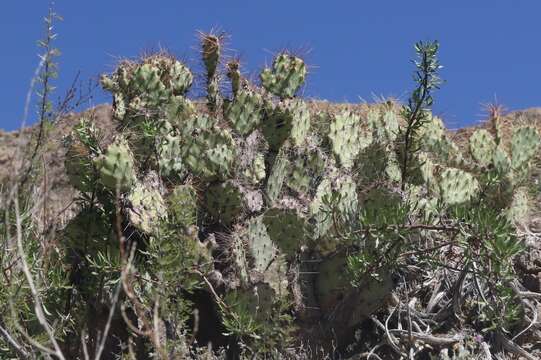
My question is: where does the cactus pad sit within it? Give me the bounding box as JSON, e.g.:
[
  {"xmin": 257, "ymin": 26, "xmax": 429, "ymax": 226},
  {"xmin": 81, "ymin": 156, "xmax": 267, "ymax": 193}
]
[
  {"xmin": 205, "ymin": 181, "xmax": 243, "ymax": 226},
  {"xmin": 225, "ymin": 89, "xmax": 264, "ymax": 136},
  {"xmin": 246, "ymin": 216, "xmax": 277, "ymax": 273},
  {"xmin": 262, "ymin": 99, "xmax": 310, "ymax": 150},
  {"xmin": 265, "ymin": 147, "xmax": 290, "ymax": 203},
  {"xmin": 328, "ymin": 111, "xmax": 364, "ymax": 168},
  {"xmin": 260, "ymin": 53, "xmax": 306, "ymax": 99},
  {"xmin": 93, "ymin": 138, "xmax": 136, "ymax": 192},
  {"xmin": 127, "ymin": 176, "xmax": 167, "ymax": 234},
  {"xmin": 511, "ymin": 126, "xmax": 540, "ymax": 170},
  {"xmin": 287, "ymin": 148, "xmax": 326, "ymax": 194},
  {"xmin": 182, "ymin": 125, "xmax": 236, "ymax": 180},
  {"xmin": 469, "ymin": 129, "xmax": 496, "ymax": 167},
  {"xmin": 263, "ymin": 208, "xmax": 306, "ymax": 256},
  {"xmin": 438, "ymin": 168, "xmax": 479, "ymax": 205}
]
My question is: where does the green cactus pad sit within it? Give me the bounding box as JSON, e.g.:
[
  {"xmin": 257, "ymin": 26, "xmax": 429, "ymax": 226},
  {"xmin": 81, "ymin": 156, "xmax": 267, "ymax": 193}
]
[
  {"xmin": 157, "ymin": 133, "xmax": 185, "ymax": 178},
  {"xmin": 231, "ymin": 232, "xmax": 250, "ymax": 286},
  {"xmin": 243, "ymin": 153, "xmax": 266, "ymax": 185},
  {"xmin": 418, "ymin": 152, "xmax": 435, "ymax": 185},
  {"xmin": 309, "ymin": 178, "xmax": 332, "ymax": 216},
  {"xmin": 204, "ymin": 181, "xmax": 244, "ymax": 226},
  {"xmin": 246, "ymin": 216, "xmax": 277, "ymax": 273},
  {"xmin": 166, "ymin": 59, "xmax": 193, "ymax": 96},
  {"xmin": 335, "ymin": 175, "xmax": 359, "ymax": 215},
  {"xmin": 506, "ymin": 187, "xmax": 530, "ymax": 224},
  {"xmin": 260, "ymin": 53, "xmax": 307, "ymax": 99},
  {"xmin": 287, "ymin": 148, "xmax": 326, "ymax": 195},
  {"xmin": 511, "ymin": 126, "xmax": 540, "ymax": 170},
  {"xmin": 132, "ymin": 63, "xmax": 169, "ymax": 102},
  {"xmin": 112, "ymin": 93, "xmax": 127, "ymax": 121},
  {"xmin": 182, "ymin": 126, "xmax": 236, "ymax": 180},
  {"xmin": 93, "ymin": 138, "xmax": 136, "ymax": 193},
  {"xmin": 420, "ymin": 114, "xmax": 445, "ymax": 145},
  {"xmin": 469, "ymin": 129, "xmax": 496, "ymax": 167},
  {"xmin": 493, "ymin": 146, "xmax": 512, "ymax": 175},
  {"xmin": 361, "ymin": 188, "xmax": 406, "ymax": 227},
  {"xmin": 263, "ymin": 208, "xmax": 306, "ymax": 256},
  {"xmin": 381, "ymin": 109, "xmax": 400, "ymax": 142},
  {"xmin": 167, "ymin": 184, "xmax": 198, "ymax": 228},
  {"xmin": 368, "ymin": 108, "xmax": 399, "ymax": 144},
  {"xmin": 127, "ymin": 177, "xmax": 167, "ymax": 234},
  {"xmin": 101, "ymin": 55, "xmax": 193, "ymax": 127},
  {"xmin": 420, "ymin": 115, "xmax": 464, "ymax": 166},
  {"xmin": 438, "ymin": 168, "xmax": 479, "ymax": 205},
  {"xmin": 201, "ymin": 34, "xmax": 221, "ymax": 76},
  {"xmin": 265, "ymin": 147, "xmax": 290, "ymax": 203},
  {"xmin": 385, "ymin": 151, "xmax": 402, "ymax": 183},
  {"xmin": 262, "ymin": 99, "xmax": 310, "ymax": 150},
  {"xmin": 182, "ymin": 114, "xmax": 217, "ymax": 135},
  {"xmin": 226, "ymin": 60, "xmax": 242, "ymax": 96},
  {"xmin": 223, "ymin": 282, "xmax": 275, "ymax": 323},
  {"xmin": 225, "ymin": 89, "xmax": 264, "ymax": 136},
  {"xmin": 165, "ymin": 96, "xmax": 196, "ymax": 129},
  {"xmin": 261, "ymin": 254, "xmax": 289, "ymax": 296},
  {"xmin": 328, "ymin": 111, "xmax": 364, "ymax": 168}
]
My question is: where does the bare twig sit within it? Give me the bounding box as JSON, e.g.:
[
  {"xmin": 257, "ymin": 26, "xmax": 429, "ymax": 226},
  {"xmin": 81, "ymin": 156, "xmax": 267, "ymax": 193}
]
[
  {"xmin": 93, "ymin": 282, "xmax": 122, "ymax": 360},
  {"xmin": 13, "ymin": 193, "xmax": 66, "ymax": 360},
  {"xmin": 0, "ymin": 320, "xmax": 29, "ymax": 358},
  {"xmin": 496, "ymin": 331, "xmax": 537, "ymax": 360}
]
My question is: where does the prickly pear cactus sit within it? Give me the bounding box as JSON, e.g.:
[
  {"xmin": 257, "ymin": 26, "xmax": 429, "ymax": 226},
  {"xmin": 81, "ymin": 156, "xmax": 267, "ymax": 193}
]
[
  {"xmin": 243, "ymin": 153, "xmax": 266, "ymax": 185},
  {"xmin": 263, "ymin": 208, "xmax": 306, "ymax": 256},
  {"xmin": 93, "ymin": 137, "xmax": 136, "ymax": 192},
  {"xmin": 225, "ymin": 89, "xmax": 264, "ymax": 136},
  {"xmin": 157, "ymin": 133, "xmax": 185, "ymax": 177},
  {"xmin": 506, "ymin": 188, "xmax": 530, "ymax": 224},
  {"xmin": 287, "ymin": 148, "xmax": 326, "ymax": 195},
  {"xmin": 262, "ymin": 99, "xmax": 310, "ymax": 150},
  {"xmin": 223, "ymin": 282, "xmax": 275, "ymax": 323},
  {"xmin": 182, "ymin": 125, "xmax": 236, "ymax": 180},
  {"xmin": 205, "ymin": 181, "xmax": 243, "ymax": 226},
  {"xmin": 328, "ymin": 111, "xmax": 365, "ymax": 168},
  {"xmin": 260, "ymin": 53, "xmax": 307, "ymax": 99},
  {"xmin": 200, "ymin": 33, "xmax": 223, "ymax": 112},
  {"xmin": 245, "ymin": 216, "xmax": 276, "ymax": 273},
  {"xmin": 469, "ymin": 129, "xmax": 496, "ymax": 167},
  {"xmin": 438, "ymin": 168, "xmax": 479, "ymax": 205},
  {"xmin": 510, "ymin": 126, "xmax": 540, "ymax": 170},
  {"xmin": 266, "ymin": 147, "xmax": 290, "ymax": 203},
  {"xmin": 126, "ymin": 174, "xmax": 166, "ymax": 234},
  {"xmin": 57, "ymin": 39, "xmax": 539, "ymax": 358},
  {"xmin": 493, "ymin": 146, "xmax": 512, "ymax": 175}
]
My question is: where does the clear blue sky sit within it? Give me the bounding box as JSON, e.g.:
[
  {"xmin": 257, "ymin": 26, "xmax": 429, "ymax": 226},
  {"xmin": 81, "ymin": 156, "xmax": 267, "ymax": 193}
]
[{"xmin": 1, "ymin": 1, "xmax": 540, "ymax": 131}]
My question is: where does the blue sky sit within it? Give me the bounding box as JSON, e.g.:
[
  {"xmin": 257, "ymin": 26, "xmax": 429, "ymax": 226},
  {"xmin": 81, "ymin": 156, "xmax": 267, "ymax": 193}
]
[{"xmin": 1, "ymin": 1, "xmax": 540, "ymax": 131}]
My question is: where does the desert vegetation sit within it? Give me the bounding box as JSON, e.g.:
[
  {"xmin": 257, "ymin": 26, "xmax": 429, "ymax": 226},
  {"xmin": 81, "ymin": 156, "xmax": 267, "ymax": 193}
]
[{"xmin": 1, "ymin": 7, "xmax": 541, "ymax": 360}]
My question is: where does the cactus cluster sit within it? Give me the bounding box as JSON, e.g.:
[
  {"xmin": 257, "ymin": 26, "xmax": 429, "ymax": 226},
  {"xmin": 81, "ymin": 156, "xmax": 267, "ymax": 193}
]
[{"xmin": 58, "ymin": 33, "xmax": 540, "ymax": 357}]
